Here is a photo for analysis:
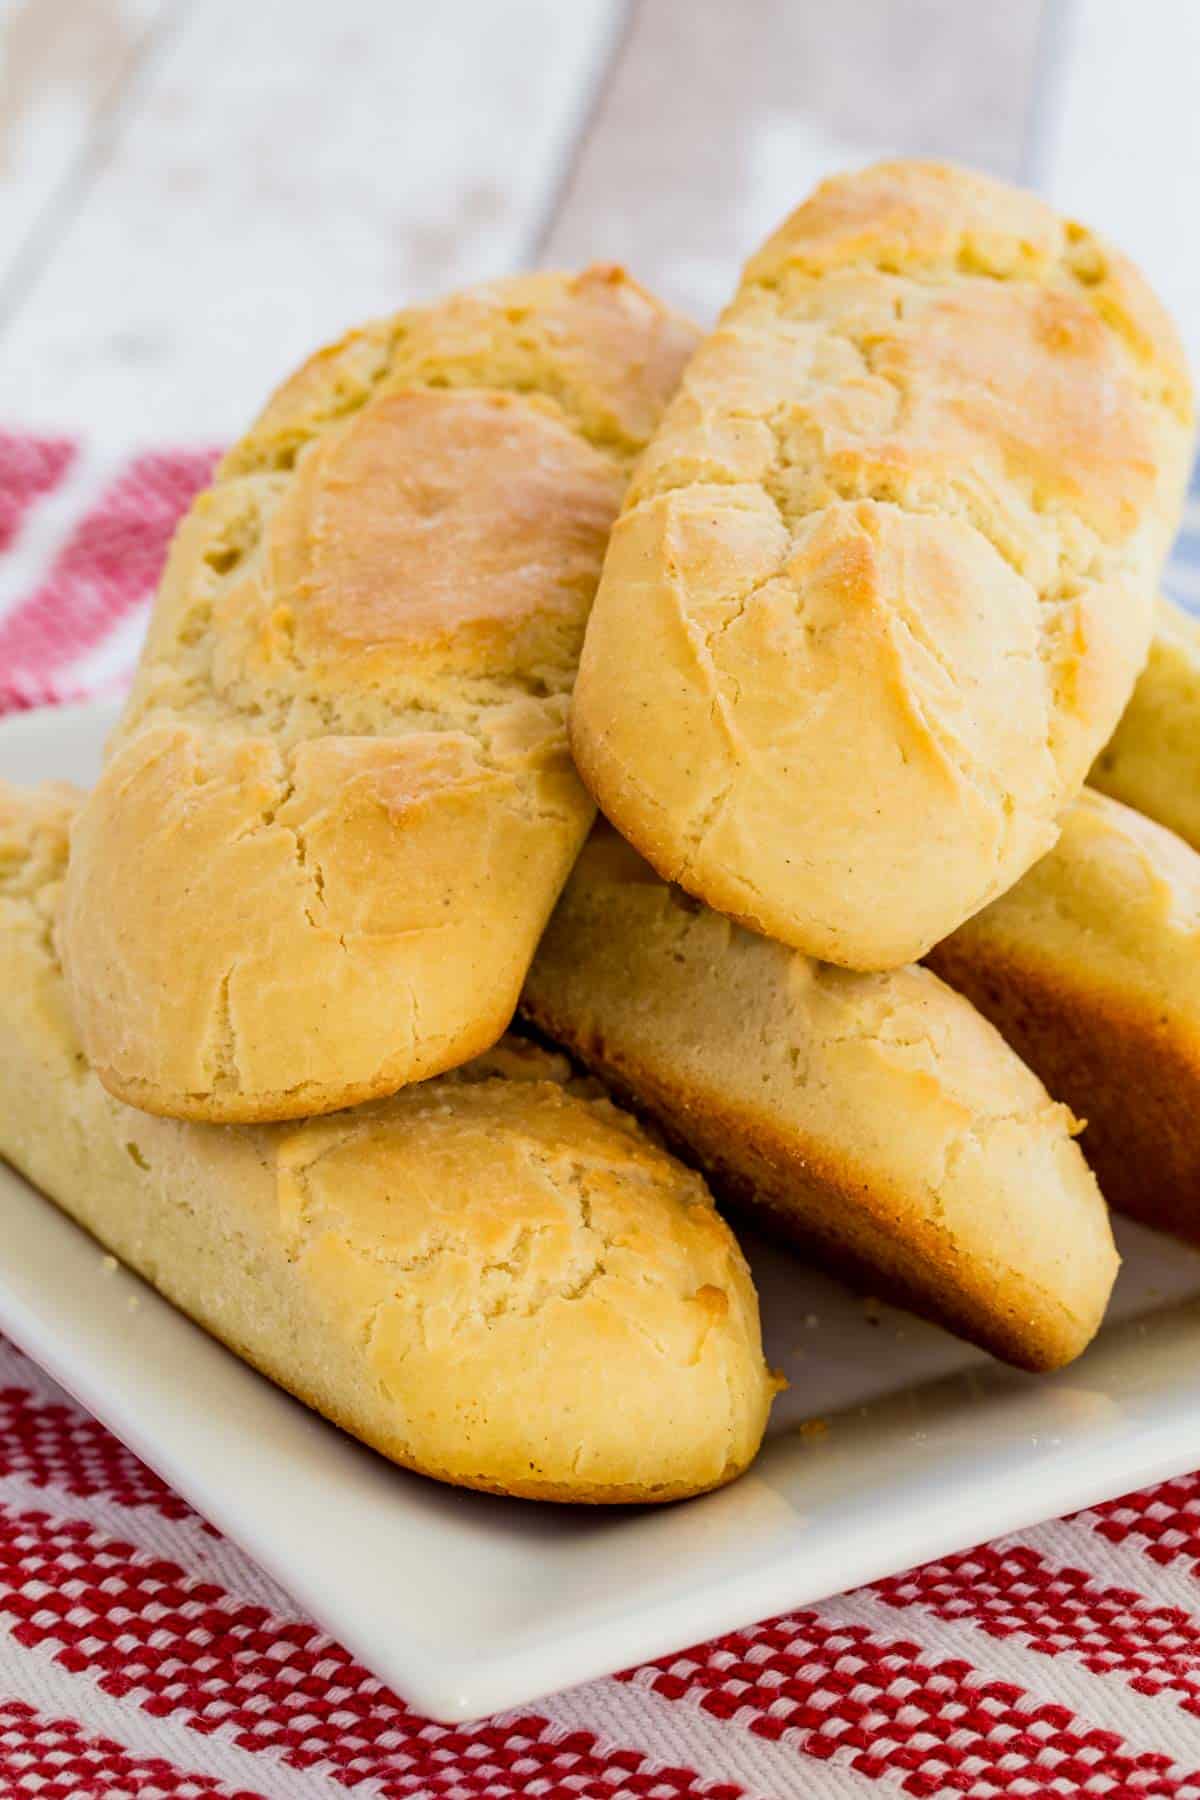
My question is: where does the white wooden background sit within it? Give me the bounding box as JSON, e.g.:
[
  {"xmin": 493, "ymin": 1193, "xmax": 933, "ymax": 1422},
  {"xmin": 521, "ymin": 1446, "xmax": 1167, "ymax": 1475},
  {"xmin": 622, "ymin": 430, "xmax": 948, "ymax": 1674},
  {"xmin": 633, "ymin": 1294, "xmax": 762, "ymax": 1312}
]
[{"xmin": 0, "ymin": 0, "xmax": 1198, "ymax": 451}]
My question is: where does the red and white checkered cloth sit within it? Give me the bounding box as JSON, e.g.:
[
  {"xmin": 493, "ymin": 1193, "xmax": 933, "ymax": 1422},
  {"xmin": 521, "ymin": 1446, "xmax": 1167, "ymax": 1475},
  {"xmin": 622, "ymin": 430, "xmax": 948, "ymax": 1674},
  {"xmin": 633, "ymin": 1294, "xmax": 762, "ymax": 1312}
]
[{"xmin": 5, "ymin": 427, "xmax": 1200, "ymax": 1800}]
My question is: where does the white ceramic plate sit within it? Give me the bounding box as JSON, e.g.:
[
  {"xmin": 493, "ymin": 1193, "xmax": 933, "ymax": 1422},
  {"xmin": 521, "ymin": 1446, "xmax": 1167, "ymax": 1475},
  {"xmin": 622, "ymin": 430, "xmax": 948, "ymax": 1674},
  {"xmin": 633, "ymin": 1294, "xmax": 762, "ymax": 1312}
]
[{"xmin": 5, "ymin": 697, "xmax": 1200, "ymax": 1724}]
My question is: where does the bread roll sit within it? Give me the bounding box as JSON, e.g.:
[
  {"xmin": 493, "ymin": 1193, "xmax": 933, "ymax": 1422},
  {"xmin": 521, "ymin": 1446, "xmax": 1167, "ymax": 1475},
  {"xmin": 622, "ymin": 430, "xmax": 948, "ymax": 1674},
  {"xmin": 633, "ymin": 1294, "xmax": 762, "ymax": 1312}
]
[
  {"xmin": 571, "ymin": 160, "xmax": 1193, "ymax": 969},
  {"xmin": 59, "ymin": 268, "xmax": 699, "ymax": 1122},
  {"xmin": 522, "ymin": 825, "xmax": 1117, "ymax": 1371},
  {"xmin": 1091, "ymin": 594, "xmax": 1200, "ymax": 850},
  {"xmin": 2, "ymin": 783, "xmax": 774, "ymax": 1503},
  {"xmin": 928, "ymin": 787, "xmax": 1200, "ymax": 1243}
]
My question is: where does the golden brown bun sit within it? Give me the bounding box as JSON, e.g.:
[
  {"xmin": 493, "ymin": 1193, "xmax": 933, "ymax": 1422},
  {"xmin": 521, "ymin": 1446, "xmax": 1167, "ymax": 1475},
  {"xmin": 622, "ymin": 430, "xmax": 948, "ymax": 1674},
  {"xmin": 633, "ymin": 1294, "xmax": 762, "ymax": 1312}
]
[
  {"xmin": 522, "ymin": 824, "xmax": 1117, "ymax": 1372},
  {"xmin": 928, "ymin": 787, "xmax": 1200, "ymax": 1244},
  {"xmin": 571, "ymin": 160, "xmax": 1194, "ymax": 969},
  {"xmin": 59, "ymin": 268, "xmax": 700, "ymax": 1122},
  {"xmin": 1092, "ymin": 594, "xmax": 1200, "ymax": 850},
  {"xmin": 2, "ymin": 783, "xmax": 774, "ymax": 1503}
]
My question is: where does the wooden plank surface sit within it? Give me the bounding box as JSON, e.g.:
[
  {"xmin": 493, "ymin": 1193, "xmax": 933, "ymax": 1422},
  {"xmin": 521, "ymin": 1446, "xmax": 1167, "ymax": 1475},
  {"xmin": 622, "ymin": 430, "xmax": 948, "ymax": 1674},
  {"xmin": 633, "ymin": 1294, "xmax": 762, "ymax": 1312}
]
[
  {"xmin": 542, "ymin": 0, "xmax": 1047, "ymax": 322},
  {"xmin": 0, "ymin": 0, "xmax": 622, "ymax": 444},
  {"xmin": 9, "ymin": 0, "xmax": 1194, "ymax": 452},
  {"xmin": 0, "ymin": 0, "xmax": 169, "ymax": 307}
]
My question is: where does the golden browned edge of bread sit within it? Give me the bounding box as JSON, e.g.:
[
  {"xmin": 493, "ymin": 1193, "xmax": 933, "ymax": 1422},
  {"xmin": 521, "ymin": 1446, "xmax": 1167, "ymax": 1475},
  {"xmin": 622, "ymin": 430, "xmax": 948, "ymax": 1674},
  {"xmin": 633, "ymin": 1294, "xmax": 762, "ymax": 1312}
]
[
  {"xmin": 1091, "ymin": 594, "xmax": 1200, "ymax": 853},
  {"xmin": 570, "ymin": 159, "xmax": 1194, "ymax": 971},
  {"xmin": 59, "ymin": 267, "xmax": 701, "ymax": 1123},
  {"xmin": 524, "ymin": 993, "xmax": 1096, "ymax": 1373},
  {"xmin": 2, "ymin": 782, "xmax": 775, "ymax": 1504},
  {"xmin": 928, "ymin": 787, "xmax": 1200, "ymax": 1244},
  {"xmin": 120, "ymin": 1264, "xmax": 760, "ymax": 1507},
  {"xmin": 522, "ymin": 827, "xmax": 1118, "ymax": 1373}
]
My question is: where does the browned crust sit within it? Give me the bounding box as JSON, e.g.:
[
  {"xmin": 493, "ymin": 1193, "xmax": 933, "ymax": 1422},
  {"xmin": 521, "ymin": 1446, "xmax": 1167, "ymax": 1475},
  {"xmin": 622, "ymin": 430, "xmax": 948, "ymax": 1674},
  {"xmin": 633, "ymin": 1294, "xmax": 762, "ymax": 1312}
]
[
  {"xmin": 2, "ymin": 1140, "xmax": 756, "ymax": 1509},
  {"xmin": 521, "ymin": 995, "xmax": 1094, "ymax": 1372},
  {"xmin": 927, "ymin": 935, "xmax": 1200, "ymax": 1244}
]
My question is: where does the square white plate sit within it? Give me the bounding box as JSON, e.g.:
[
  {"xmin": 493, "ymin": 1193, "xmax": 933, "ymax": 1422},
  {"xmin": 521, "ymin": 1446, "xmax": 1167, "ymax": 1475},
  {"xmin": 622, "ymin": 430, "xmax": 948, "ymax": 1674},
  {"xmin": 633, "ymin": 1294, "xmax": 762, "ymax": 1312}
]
[{"xmin": 5, "ymin": 697, "xmax": 1200, "ymax": 1724}]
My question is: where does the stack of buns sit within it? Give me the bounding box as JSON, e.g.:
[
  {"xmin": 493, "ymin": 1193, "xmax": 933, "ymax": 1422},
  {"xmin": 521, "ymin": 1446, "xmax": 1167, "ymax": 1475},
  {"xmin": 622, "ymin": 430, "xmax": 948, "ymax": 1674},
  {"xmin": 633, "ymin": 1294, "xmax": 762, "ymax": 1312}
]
[{"xmin": 3, "ymin": 160, "xmax": 1197, "ymax": 1503}]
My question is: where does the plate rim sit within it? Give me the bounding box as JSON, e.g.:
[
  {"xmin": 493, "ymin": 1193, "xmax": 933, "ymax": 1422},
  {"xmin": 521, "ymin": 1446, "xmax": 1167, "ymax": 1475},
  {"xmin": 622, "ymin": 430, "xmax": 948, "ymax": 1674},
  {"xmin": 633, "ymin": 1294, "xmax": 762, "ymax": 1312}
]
[{"xmin": 6, "ymin": 695, "xmax": 1200, "ymax": 1722}]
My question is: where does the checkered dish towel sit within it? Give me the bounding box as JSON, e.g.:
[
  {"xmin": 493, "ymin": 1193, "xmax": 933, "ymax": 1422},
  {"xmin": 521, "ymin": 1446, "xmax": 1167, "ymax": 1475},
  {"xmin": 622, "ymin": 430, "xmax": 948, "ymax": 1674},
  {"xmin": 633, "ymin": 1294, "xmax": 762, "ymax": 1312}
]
[{"xmin": 4, "ymin": 427, "xmax": 1200, "ymax": 1800}]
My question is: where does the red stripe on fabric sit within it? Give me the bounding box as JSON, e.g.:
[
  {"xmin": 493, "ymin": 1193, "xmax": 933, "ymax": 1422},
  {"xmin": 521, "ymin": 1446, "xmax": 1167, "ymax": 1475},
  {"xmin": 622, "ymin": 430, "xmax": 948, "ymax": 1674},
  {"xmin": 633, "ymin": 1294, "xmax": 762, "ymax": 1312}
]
[
  {"xmin": 0, "ymin": 1511, "xmax": 728, "ymax": 1799},
  {"xmin": 0, "ymin": 432, "xmax": 76, "ymax": 554},
  {"xmin": 1086, "ymin": 1474, "xmax": 1200, "ymax": 1577},
  {"xmin": 878, "ymin": 1541, "xmax": 1200, "ymax": 1711},
  {"xmin": 0, "ymin": 1697, "xmax": 260, "ymax": 1800},
  {"xmin": 0, "ymin": 449, "xmax": 216, "ymax": 711},
  {"xmin": 622, "ymin": 1609, "xmax": 1200, "ymax": 1798},
  {"xmin": 0, "ymin": 1385, "xmax": 197, "ymax": 1523},
  {"xmin": 0, "ymin": 669, "xmax": 131, "ymax": 716},
  {"xmin": 0, "ymin": 682, "xmax": 84, "ymax": 715},
  {"xmin": 2, "ymin": 1325, "xmax": 1200, "ymax": 1797}
]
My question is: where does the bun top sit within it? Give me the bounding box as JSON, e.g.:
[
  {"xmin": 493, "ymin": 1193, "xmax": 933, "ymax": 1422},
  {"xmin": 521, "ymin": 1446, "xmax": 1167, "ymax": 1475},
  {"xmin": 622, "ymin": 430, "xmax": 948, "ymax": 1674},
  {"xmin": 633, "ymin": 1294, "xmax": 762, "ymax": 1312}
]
[
  {"xmin": 131, "ymin": 264, "xmax": 700, "ymax": 736},
  {"xmin": 571, "ymin": 161, "xmax": 1194, "ymax": 969},
  {"xmin": 745, "ymin": 159, "xmax": 1190, "ymax": 417},
  {"xmin": 56, "ymin": 270, "xmax": 701, "ymax": 1121}
]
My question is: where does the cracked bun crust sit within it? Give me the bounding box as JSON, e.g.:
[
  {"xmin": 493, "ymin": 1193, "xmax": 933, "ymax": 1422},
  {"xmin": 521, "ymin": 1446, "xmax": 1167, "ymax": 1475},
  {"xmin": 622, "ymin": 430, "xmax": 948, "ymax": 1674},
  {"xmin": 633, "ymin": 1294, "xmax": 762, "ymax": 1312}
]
[
  {"xmin": 1, "ymin": 782, "xmax": 775, "ymax": 1503},
  {"xmin": 522, "ymin": 824, "xmax": 1117, "ymax": 1372},
  {"xmin": 928, "ymin": 787, "xmax": 1200, "ymax": 1245},
  {"xmin": 570, "ymin": 160, "xmax": 1194, "ymax": 969},
  {"xmin": 1091, "ymin": 594, "xmax": 1200, "ymax": 852},
  {"xmin": 58, "ymin": 268, "xmax": 700, "ymax": 1121}
]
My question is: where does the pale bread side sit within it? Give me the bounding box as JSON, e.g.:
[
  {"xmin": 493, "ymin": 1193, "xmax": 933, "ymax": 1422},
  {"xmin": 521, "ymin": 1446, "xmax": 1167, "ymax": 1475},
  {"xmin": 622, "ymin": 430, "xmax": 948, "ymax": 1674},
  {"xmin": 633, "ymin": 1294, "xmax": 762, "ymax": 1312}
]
[
  {"xmin": 1092, "ymin": 595, "xmax": 1200, "ymax": 852},
  {"xmin": 522, "ymin": 825, "xmax": 1118, "ymax": 1372},
  {"xmin": 2, "ymin": 782, "xmax": 775, "ymax": 1504},
  {"xmin": 929, "ymin": 787, "xmax": 1200, "ymax": 1242}
]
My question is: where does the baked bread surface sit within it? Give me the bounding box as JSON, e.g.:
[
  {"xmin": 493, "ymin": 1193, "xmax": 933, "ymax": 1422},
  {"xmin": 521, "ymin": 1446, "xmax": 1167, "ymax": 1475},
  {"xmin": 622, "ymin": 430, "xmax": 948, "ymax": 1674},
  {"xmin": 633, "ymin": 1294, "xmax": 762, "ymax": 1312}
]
[
  {"xmin": 571, "ymin": 160, "xmax": 1194, "ymax": 969},
  {"xmin": 928, "ymin": 786, "xmax": 1200, "ymax": 1242},
  {"xmin": 3, "ymin": 782, "xmax": 773, "ymax": 1502},
  {"xmin": 59, "ymin": 268, "xmax": 699, "ymax": 1121},
  {"xmin": 1091, "ymin": 594, "xmax": 1200, "ymax": 851},
  {"xmin": 522, "ymin": 825, "xmax": 1118, "ymax": 1371}
]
